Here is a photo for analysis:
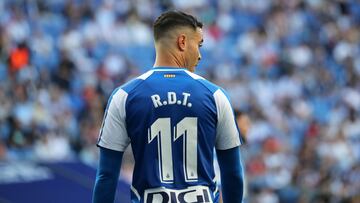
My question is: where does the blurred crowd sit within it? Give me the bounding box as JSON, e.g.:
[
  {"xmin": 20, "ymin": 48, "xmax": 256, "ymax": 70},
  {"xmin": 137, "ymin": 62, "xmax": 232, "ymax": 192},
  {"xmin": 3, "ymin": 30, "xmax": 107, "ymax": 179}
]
[{"xmin": 0, "ymin": 0, "xmax": 359, "ymax": 202}]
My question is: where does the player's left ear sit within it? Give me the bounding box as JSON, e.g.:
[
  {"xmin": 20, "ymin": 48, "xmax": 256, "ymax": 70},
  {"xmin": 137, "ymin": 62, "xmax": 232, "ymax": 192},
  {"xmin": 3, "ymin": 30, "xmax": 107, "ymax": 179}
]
[{"xmin": 177, "ymin": 34, "xmax": 186, "ymax": 52}]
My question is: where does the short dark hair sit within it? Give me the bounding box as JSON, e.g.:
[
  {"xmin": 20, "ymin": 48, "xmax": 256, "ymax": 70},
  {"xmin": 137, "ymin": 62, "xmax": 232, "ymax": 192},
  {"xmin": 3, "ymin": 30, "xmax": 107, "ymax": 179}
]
[{"xmin": 153, "ymin": 10, "xmax": 203, "ymax": 41}]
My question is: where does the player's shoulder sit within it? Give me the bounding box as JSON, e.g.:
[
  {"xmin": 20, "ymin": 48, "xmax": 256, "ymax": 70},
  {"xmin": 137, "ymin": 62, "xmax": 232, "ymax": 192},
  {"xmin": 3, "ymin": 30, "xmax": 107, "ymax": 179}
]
[
  {"xmin": 184, "ymin": 70, "xmax": 222, "ymax": 94},
  {"xmin": 120, "ymin": 69, "xmax": 155, "ymax": 93},
  {"xmin": 184, "ymin": 71, "xmax": 233, "ymax": 104},
  {"xmin": 106, "ymin": 70, "xmax": 155, "ymax": 103}
]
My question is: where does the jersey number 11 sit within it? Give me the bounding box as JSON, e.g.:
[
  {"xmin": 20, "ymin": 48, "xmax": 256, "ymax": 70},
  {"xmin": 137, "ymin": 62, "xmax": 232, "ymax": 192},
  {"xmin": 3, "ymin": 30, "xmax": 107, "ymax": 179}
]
[{"xmin": 148, "ymin": 117, "xmax": 198, "ymax": 183}]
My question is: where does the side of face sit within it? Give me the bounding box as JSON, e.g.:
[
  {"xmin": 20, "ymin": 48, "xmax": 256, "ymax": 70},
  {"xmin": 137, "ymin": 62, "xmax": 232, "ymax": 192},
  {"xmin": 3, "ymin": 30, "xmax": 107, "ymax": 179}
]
[{"xmin": 177, "ymin": 27, "xmax": 203, "ymax": 72}]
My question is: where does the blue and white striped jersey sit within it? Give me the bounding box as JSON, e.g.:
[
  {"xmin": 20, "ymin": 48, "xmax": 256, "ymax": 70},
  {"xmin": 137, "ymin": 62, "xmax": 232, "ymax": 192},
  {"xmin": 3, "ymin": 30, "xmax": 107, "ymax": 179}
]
[{"xmin": 97, "ymin": 67, "xmax": 241, "ymax": 203}]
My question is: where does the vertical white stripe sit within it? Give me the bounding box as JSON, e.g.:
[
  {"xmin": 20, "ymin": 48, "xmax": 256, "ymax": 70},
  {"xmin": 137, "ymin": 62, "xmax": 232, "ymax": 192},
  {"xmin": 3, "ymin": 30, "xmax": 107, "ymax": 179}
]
[
  {"xmin": 149, "ymin": 118, "xmax": 174, "ymax": 183},
  {"xmin": 213, "ymin": 89, "xmax": 241, "ymax": 150},
  {"xmin": 185, "ymin": 118, "xmax": 198, "ymax": 181},
  {"xmin": 176, "ymin": 117, "xmax": 198, "ymax": 182},
  {"xmin": 97, "ymin": 89, "xmax": 130, "ymax": 151}
]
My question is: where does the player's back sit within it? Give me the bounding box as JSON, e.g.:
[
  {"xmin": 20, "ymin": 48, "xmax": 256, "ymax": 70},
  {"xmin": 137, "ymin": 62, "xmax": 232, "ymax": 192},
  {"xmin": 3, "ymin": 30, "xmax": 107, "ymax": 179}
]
[{"xmin": 98, "ymin": 67, "xmax": 240, "ymax": 203}]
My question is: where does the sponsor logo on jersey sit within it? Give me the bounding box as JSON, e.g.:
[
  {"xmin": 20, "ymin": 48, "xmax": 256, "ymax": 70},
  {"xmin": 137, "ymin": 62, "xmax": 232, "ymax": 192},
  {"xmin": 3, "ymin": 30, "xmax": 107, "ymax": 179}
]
[{"xmin": 144, "ymin": 185, "xmax": 212, "ymax": 203}]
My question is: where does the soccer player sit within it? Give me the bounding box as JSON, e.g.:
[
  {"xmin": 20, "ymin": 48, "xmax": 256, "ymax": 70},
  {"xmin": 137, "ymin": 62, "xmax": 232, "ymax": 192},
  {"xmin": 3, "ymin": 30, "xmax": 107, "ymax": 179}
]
[{"xmin": 93, "ymin": 11, "xmax": 244, "ymax": 203}]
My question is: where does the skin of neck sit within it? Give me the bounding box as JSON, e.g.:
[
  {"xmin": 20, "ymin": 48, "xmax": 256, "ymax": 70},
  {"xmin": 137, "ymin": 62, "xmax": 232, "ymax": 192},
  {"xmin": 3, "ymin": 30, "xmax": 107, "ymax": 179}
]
[{"xmin": 153, "ymin": 39, "xmax": 189, "ymax": 71}]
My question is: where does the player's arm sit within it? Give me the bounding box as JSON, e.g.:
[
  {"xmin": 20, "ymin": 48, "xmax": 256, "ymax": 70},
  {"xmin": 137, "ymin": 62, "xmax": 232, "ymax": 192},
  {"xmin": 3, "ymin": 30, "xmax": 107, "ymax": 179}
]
[
  {"xmin": 216, "ymin": 147, "xmax": 243, "ymax": 203},
  {"xmin": 214, "ymin": 89, "xmax": 244, "ymax": 203},
  {"xmin": 93, "ymin": 88, "xmax": 130, "ymax": 203},
  {"xmin": 93, "ymin": 147, "xmax": 123, "ymax": 203}
]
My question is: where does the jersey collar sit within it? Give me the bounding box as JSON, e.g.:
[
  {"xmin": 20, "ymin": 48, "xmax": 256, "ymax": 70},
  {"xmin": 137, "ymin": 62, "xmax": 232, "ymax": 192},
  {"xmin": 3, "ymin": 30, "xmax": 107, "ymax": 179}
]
[{"xmin": 153, "ymin": 66, "xmax": 187, "ymax": 71}]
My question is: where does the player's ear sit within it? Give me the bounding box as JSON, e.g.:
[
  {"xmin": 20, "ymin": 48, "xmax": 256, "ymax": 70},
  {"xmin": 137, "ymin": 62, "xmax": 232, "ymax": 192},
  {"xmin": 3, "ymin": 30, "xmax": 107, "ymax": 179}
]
[{"xmin": 177, "ymin": 34, "xmax": 186, "ymax": 51}]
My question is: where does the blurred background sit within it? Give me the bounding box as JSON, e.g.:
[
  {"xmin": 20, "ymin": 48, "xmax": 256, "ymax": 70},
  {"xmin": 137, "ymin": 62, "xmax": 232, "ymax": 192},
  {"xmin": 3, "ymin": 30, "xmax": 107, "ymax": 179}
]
[{"xmin": 0, "ymin": 0, "xmax": 359, "ymax": 202}]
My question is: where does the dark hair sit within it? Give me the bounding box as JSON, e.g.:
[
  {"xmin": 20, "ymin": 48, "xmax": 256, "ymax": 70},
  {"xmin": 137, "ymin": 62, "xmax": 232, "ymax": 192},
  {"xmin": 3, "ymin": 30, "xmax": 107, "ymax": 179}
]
[{"xmin": 153, "ymin": 10, "xmax": 203, "ymax": 41}]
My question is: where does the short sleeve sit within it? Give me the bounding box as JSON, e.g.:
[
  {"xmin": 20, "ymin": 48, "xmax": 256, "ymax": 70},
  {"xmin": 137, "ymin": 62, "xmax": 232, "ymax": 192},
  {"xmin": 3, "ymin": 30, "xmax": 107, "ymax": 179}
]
[
  {"xmin": 97, "ymin": 88, "xmax": 130, "ymax": 152},
  {"xmin": 214, "ymin": 89, "xmax": 241, "ymax": 150}
]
